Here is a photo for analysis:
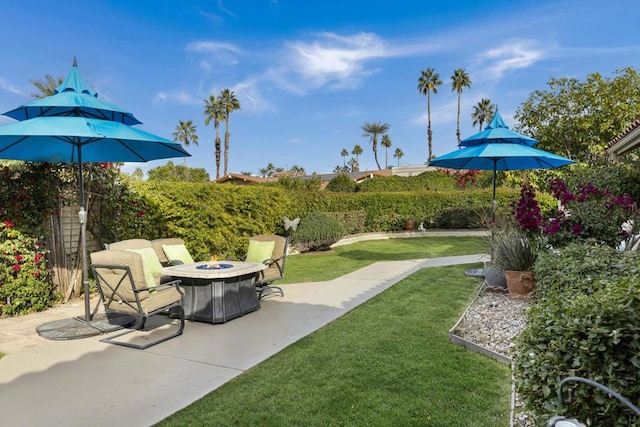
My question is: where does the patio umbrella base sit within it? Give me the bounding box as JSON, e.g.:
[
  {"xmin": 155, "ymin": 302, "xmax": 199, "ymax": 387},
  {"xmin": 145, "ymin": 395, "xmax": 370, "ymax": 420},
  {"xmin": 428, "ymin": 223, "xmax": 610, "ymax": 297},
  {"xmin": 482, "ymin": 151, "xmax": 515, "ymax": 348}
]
[{"xmin": 36, "ymin": 313, "xmax": 136, "ymax": 341}]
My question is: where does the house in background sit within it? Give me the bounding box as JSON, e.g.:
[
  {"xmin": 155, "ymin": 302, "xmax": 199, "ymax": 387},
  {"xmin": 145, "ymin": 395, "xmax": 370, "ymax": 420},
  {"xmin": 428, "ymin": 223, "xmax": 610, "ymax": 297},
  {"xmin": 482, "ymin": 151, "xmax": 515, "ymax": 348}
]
[
  {"xmin": 607, "ymin": 118, "xmax": 640, "ymax": 164},
  {"xmin": 214, "ymin": 166, "xmax": 438, "ymax": 188},
  {"xmin": 214, "ymin": 173, "xmax": 268, "ymax": 185}
]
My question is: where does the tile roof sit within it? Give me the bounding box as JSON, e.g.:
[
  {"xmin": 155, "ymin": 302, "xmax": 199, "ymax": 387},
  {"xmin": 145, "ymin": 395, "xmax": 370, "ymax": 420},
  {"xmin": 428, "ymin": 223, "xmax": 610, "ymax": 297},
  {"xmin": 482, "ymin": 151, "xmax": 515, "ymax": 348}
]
[{"xmin": 609, "ymin": 118, "xmax": 640, "ymax": 147}]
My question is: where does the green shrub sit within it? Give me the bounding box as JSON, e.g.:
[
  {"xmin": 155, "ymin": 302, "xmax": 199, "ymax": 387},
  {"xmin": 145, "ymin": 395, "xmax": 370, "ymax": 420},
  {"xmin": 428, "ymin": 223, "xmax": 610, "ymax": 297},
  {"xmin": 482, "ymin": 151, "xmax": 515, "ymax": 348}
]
[
  {"xmin": 435, "ymin": 207, "xmax": 485, "ymax": 229},
  {"xmin": 0, "ymin": 221, "xmax": 58, "ymax": 316},
  {"xmin": 325, "ymin": 174, "xmax": 356, "ymax": 192},
  {"xmin": 327, "ymin": 211, "xmax": 367, "ymax": 235},
  {"xmin": 513, "ymin": 243, "xmax": 640, "ymax": 426},
  {"xmin": 292, "ymin": 211, "xmax": 345, "ymax": 252}
]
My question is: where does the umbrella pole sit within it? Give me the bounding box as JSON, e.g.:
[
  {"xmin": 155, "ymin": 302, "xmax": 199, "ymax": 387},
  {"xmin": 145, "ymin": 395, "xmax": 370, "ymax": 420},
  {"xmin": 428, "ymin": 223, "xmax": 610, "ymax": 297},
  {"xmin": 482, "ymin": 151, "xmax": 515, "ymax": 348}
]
[
  {"xmin": 77, "ymin": 148, "xmax": 91, "ymax": 322},
  {"xmin": 492, "ymin": 162, "xmax": 497, "ymax": 221}
]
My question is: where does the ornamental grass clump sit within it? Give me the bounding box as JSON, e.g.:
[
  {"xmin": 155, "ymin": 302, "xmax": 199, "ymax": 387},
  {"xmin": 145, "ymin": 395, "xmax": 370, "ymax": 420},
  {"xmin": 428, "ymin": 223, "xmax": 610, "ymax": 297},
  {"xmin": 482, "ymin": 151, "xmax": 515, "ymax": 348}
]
[{"xmin": 489, "ymin": 217, "xmax": 538, "ymax": 272}]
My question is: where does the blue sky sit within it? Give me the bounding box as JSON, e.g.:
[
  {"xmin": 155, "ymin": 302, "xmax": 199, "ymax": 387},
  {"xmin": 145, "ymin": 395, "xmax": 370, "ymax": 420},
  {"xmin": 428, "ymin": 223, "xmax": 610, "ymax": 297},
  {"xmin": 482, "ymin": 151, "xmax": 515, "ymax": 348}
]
[{"xmin": 1, "ymin": 0, "xmax": 639, "ymax": 177}]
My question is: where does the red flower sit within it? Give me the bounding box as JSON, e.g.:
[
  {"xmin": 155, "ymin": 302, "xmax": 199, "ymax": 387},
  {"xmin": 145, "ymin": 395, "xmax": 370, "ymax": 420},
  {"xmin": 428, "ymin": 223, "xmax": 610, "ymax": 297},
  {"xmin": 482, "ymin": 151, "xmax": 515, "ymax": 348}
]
[
  {"xmin": 12, "ymin": 264, "xmax": 20, "ymax": 272},
  {"xmin": 572, "ymin": 224, "xmax": 583, "ymax": 235},
  {"xmin": 15, "ymin": 254, "xmax": 23, "ymax": 263},
  {"xmin": 137, "ymin": 211, "xmax": 144, "ymax": 217},
  {"xmin": 3, "ymin": 220, "xmax": 14, "ymax": 228},
  {"xmin": 34, "ymin": 253, "xmax": 43, "ymax": 263}
]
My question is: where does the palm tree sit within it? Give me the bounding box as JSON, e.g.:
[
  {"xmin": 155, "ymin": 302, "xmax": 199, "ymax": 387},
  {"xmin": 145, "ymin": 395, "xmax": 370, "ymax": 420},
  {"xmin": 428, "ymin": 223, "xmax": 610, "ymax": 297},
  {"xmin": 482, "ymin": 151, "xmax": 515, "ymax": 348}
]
[
  {"xmin": 380, "ymin": 134, "xmax": 392, "ymax": 169},
  {"xmin": 352, "ymin": 144, "xmax": 363, "ymax": 172},
  {"xmin": 472, "ymin": 98, "xmax": 495, "ymax": 131},
  {"xmin": 361, "ymin": 121, "xmax": 390, "ymax": 170},
  {"xmin": 451, "ymin": 69, "xmax": 472, "ymax": 144},
  {"xmin": 348, "ymin": 158, "xmax": 358, "ymax": 172},
  {"xmin": 219, "ymin": 89, "xmax": 241, "ymax": 175},
  {"xmin": 394, "ymin": 147, "xmax": 404, "ymax": 167},
  {"xmin": 204, "ymin": 95, "xmax": 223, "ymax": 178},
  {"xmin": 30, "ymin": 74, "xmax": 64, "ymax": 98},
  {"xmin": 417, "ymin": 68, "xmax": 442, "ymax": 161},
  {"xmin": 172, "ymin": 120, "xmax": 198, "ymax": 167},
  {"xmin": 340, "ymin": 148, "xmax": 349, "ymax": 167}
]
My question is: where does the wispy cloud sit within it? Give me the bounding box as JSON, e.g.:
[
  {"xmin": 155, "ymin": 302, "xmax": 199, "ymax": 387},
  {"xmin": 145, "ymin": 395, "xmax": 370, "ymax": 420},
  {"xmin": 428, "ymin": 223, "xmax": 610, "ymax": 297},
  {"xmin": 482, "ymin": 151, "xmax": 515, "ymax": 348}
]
[
  {"xmin": 476, "ymin": 40, "xmax": 546, "ymax": 80},
  {"xmin": 216, "ymin": 0, "xmax": 238, "ymax": 18},
  {"xmin": 154, "ymin": 91, "xmax": 201, "ymax": 105},
  {"xmin": 0, "ymin": 78, "xmax": 24, "ymax": 96},
  {"xmin": 229, "ymin": 78, "xmax": 275, "ymax": 114},
  {"xmin": 199, "ymin": 11, "xmax": 224, "ymax": 24},
  {"xmin": 187, "ymin": 40, "xmax": 243, "ymax": 70},
  {"xmin": 266, "ymin": 32, "xmax": 394, "ymax": 94}
]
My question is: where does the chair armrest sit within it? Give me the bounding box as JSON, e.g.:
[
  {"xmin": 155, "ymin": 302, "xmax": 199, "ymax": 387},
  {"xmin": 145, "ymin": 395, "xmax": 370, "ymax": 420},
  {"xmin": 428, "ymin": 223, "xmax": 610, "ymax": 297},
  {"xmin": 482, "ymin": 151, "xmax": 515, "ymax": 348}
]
[{"xmin": 138, "ymin": 279, "xmax": 183, "ymax": 295}]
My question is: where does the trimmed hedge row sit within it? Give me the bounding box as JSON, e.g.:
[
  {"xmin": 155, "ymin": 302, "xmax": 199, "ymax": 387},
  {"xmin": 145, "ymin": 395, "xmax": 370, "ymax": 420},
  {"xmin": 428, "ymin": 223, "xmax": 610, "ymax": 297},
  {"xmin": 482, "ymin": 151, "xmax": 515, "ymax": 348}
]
[{"xmin": 121, "ymin": 182, "xmax": 549, "ymax": 259}]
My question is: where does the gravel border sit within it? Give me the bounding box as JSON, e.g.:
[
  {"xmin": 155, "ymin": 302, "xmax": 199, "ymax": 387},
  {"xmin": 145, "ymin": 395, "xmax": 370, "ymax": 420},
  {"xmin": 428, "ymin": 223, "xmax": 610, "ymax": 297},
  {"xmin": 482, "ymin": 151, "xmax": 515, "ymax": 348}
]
[{"xmin": 451, "ymin": 284, "xmax": 533, "ymax": 426}]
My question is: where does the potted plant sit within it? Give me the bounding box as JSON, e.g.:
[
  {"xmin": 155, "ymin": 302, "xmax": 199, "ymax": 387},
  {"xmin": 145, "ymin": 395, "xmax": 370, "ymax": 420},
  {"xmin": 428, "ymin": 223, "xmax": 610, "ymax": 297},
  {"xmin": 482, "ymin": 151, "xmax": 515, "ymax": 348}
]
[{"xmin": 488, "ymin": 218, "xmax": 538, "ymax": 298}]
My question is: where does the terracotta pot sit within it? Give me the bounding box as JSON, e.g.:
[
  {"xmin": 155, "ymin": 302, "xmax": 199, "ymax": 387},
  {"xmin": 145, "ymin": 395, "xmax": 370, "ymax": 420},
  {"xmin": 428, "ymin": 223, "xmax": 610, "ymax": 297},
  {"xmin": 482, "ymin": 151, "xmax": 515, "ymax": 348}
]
[
  {"xmin": 504, "ymin": 270, "xmax": 536, "ymax": 299},
  {"xmin": 404, "ymin": 220, "xmax": 415, "ymax": 230}
]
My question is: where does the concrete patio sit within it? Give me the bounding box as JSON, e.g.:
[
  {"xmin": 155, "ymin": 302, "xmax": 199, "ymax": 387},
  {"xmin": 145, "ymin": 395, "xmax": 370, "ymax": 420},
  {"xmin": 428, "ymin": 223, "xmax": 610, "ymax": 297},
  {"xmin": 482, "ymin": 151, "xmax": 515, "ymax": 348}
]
[{"xmin": 0, "ymin": 252, "xmax": 487, "ymax": 426}]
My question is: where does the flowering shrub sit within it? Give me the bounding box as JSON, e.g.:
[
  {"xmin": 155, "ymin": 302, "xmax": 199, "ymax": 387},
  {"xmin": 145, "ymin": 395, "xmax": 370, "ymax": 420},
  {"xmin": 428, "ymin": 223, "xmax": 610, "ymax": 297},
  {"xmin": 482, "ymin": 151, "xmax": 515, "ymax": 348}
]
[
  {"xmin": 542, "ymin": 178, "xmax": 640, "ymax": 248},
  {"xmin": 511, "ymin": 182, "xmax": 542, "ymax": 233},
  {"xmin": 0, "ymin": 220, "xmax": 57, "ymax": 316},
  {"xmin": 441, "ymin": 169, "xmax": 483, "ymax": 189}
]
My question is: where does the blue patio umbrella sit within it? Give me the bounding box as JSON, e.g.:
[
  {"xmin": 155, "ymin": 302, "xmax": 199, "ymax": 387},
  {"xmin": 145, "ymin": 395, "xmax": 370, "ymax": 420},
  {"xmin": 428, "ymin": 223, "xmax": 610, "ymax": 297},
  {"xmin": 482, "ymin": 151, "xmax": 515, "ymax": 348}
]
[
  {"xmin": 460, "ymin": 110, "xmax": 538, "ymax": 147},
  {"xmin": 0, "ymin": 116, "xmax": 190, "ymax": 329},
  {"xmin": 430, "ymin": 136, "xmax": 574, "ymax": 219},
  {"xmin": 3, "ymin": 58, "xmax": 141, "ymax": 125},
  {"xmin": 0, "ymin": 62, "xmax": 189, "ymax": 333}
]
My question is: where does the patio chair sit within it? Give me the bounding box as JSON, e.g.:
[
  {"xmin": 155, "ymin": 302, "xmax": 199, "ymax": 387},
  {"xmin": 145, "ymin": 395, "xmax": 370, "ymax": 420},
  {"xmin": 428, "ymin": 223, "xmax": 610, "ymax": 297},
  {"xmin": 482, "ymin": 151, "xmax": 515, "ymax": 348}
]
[
  {"xmin": 245, "ymin": 234, "xmax": 288, "ymax": 299},
  {"xmin": 151, "ymin": 237, "xmax": 195, "ymax": 266},
  {"xmin": 90, "ymin": 249, "xmax": 185, "ymax": 349}
]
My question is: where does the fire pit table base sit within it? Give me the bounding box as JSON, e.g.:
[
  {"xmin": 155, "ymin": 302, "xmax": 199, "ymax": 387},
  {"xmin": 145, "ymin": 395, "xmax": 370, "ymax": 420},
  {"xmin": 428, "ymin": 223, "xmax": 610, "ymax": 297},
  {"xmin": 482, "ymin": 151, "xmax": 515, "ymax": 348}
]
[{"xmin": 182, "ymin": 274, "xmax": 260, "ymax": 324}]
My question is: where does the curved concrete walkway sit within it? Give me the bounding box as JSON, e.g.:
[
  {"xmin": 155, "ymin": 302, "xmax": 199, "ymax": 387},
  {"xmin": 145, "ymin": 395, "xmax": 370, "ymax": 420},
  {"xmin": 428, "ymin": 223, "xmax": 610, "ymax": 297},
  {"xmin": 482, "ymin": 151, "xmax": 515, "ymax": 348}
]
[{"xmin": 0, "ymin": 234, "xmax": 488, "ymax": 426}]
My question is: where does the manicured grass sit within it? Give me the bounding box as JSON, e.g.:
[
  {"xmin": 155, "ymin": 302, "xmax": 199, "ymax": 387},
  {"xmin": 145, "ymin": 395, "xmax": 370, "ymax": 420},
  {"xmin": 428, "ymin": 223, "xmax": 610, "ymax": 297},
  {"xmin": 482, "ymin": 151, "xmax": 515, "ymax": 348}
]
[
  {"xmin": 159, "ymin": 259, "xmax": 511, "ymax": 425},
  {"xmin": 281, "ymin": 236, "xmax": 486, "ymax": 284}
]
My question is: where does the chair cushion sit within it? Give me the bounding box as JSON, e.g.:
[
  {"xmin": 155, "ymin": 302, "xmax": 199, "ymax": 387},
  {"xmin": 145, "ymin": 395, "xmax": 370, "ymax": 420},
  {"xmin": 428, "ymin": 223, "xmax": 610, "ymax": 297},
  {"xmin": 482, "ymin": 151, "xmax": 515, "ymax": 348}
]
[
  {"xmin": 245, "ymin": 240, "xmax": 275, "ymax": 264},
  {"xmin": 125, "ymin": 247, "xmax": 163, "ymax": 288},
  {"xmin": 162, "ymin": 244, "xmax": 195, "ymax": 265}
]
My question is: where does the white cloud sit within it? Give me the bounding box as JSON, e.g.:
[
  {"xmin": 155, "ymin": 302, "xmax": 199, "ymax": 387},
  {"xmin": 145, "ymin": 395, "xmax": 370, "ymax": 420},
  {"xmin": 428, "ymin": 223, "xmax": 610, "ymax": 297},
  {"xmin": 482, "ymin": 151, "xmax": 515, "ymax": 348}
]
[
  {"xmin": 153, "ymin": 91, "xmax": 201, "ymax": 105},
  {"xmin": 187, "ymin": 41, "xmax": 242, "ymax": 69},
  {"xmin": 476, "ymin": 40, "xmax": 545, "ymax": 80},
  {"xmin": 0, "ymin": 78, "xmax": 23, "ymax": 96},
  {"xmin": 216, "ymin": 0, "xmax": 238, "ymax": 18},
  {"xmin": 229, "ymin": 78, "xmax": 275, "ymax": 114},
  {"xmin": 266, "ymin": 32, "xmax": 394, "ymax": 94}
]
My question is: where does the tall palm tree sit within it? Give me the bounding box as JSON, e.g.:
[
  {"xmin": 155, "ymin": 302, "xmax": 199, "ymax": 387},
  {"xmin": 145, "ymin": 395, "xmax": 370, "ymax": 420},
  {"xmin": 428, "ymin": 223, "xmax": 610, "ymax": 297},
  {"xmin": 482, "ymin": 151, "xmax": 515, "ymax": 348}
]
[
  {"xmin": 352, "ymin": 144, "xmax": 363, "ymax": 172},
  {"xmin": 172, "ymin": 120, "xmax": 198, "ymax": 166},
  {"xmin": 361, "ymin": 121, "xmax": 390, "ymax": 170},
  {"xmin": 218, "ymin": 89, "xmax": 241, "ymax": 175},
  {"xmin": 380, "ymin": 134, "xmax": 392, "ymax": 169},
  {"xmin": 340, "ymin": 148, "xmax": 349, "ymax": 167},
  {"xmin": 472, "ymin": 98, "xmax": 495, "ymax": 131},
  {"xmin": 29, "ymin": 74, "xmax": 64, "ymax": 98},
  {"xmin": 204, "ymin": 95, "xmax": 223, "ymax": 178},
  {"xmin": 394, "ymin": 147, "xmax": 404, "ymax": 167},
  {"xmin": 451, "ymin": 69, "xmax": 472, "ymax": 144},
  {"xmin": 348, "ymin": 157, "xmax": 358, "ymax": 172},
  {"xmin": 418, "ymin": 68, "xmax": 442, "ymax": 161}
]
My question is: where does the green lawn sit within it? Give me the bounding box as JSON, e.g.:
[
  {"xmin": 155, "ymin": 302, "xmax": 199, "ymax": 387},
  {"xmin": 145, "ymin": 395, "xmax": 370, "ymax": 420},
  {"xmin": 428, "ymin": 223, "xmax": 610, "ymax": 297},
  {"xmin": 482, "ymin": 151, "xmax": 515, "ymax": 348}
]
[
  {"xmin": 281, "ymin": 236, "xmax": 486, "ymax": 284},
  {"xmin": 158, "ymin": 237, "xmax": 510, "ymax": 426}
]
